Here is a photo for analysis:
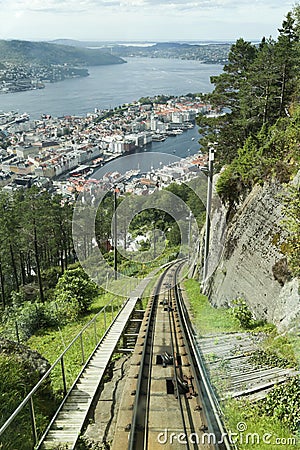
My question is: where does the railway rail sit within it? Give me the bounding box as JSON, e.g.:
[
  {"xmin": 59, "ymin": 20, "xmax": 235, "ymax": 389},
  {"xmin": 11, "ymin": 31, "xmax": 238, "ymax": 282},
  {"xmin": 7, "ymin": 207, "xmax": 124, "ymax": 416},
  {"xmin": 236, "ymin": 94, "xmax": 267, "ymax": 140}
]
[
  {"xmin": 0, "ymin": 268, "xmax": 163, "ymax": 450},
  {"xmin": 112, "ymin": 261, "xmax": 232, "ymax": 450},
  {"xmin": 0, "ymin": 260, "xmax": 233, "ymax": 449}
]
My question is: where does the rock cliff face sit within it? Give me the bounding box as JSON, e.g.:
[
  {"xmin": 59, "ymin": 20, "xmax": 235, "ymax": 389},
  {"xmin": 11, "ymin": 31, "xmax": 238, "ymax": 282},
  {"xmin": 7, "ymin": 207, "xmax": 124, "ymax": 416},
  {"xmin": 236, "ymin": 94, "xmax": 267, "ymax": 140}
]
[{"xmin": 204, "ymin": 180, "xmax": 300, "ymax": 331}]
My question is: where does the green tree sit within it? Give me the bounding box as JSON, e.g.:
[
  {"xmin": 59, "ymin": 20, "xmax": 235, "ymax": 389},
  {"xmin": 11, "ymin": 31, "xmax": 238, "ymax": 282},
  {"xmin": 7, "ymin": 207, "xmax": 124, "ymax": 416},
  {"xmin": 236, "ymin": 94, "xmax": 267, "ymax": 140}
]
[
  {"xmin": 247, "ymin": 38, "xmax": 279, "ymax": 125},
  {"xmin": 198, "ymin": 38, "xmax": 257, "ymax": 164},
  {"xmin": 275, "ymin": 11, "xmax": 299, "ymax": 116},
  {"xmin": 198, "ymin": 7, "xmax": 300, "ymax": 167},
  {"xmin": 0, "ymin": 188, "xmax": 74, "ymax": 306}
]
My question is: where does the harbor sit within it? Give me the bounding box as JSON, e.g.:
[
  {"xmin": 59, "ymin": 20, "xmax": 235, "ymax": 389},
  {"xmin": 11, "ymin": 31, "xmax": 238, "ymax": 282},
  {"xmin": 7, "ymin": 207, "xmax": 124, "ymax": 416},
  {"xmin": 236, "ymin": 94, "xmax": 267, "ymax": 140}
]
[{"xmin": 0, "ymin": 94, "xmax": 212, "ymax": 197}]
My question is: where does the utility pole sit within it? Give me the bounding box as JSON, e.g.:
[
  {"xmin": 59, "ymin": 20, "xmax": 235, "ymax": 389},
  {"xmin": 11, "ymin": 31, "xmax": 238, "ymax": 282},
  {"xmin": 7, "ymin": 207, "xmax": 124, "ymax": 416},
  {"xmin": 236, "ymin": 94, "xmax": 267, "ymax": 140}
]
[
  {"xmin": 0, "ymin": 260, "xmax": 5, "ymax": 308},
  {"xmin": 203, "ymin": 144, "xmax": 216, "ymax": 283},
  {"xmin": 113, "ymin": 186, "xmax": 118, "ymax": 280}
]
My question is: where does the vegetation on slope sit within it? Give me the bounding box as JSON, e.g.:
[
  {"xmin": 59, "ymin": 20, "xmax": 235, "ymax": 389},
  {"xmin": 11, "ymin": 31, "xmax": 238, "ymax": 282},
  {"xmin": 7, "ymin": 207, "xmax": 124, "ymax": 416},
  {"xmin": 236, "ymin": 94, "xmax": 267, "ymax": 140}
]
[
  {"xmin": 198, "ymin": 6, "xmax": 300, "ymax": 166},
  {"xmin": 0, "ymin": 40, "xmax": 125, "ymax": 66},
  {"xmin": 215, "ymin": 112, "xmax": 300, "ymax": 207},
  {"xmin": 281, "ymin": 183, "xmax": 300, "ymax": 277},
  {"xmin": 0, "ymin": 355, "xmax": 55, "ymax": 450},
  {"xmin": 197, "ymin": 4, "xmax": 300, "ymax": 277},
  {"xmin": 184, "ymin": 279, "xmax": 300, "ymax": 448}
]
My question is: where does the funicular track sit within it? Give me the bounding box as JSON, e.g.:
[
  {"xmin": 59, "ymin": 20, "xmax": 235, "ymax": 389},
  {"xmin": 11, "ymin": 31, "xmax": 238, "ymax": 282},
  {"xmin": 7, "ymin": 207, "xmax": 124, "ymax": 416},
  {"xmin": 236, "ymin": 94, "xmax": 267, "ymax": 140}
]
[
  {"xmin": 37, "ymin": 272, "xmax": 160, "ymax": 450},
  {"xmin": 0, "ymin": 268, "xmax": 167, "ymax": 450},
  {"xmin": 112, "ymin": 261, "xmax": 232, "ymax": 450},
  {"xmin": 0, "ymin": 261, "xmax": 232, "ymax": 450}
]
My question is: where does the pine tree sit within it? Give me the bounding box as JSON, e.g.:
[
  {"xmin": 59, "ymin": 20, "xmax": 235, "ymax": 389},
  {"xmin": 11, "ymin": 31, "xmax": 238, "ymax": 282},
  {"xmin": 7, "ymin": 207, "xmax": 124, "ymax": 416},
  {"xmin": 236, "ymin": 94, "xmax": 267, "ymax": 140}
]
[{"xmin": 198, "ymin": 7, "xmax": 300, "ymax": 166}]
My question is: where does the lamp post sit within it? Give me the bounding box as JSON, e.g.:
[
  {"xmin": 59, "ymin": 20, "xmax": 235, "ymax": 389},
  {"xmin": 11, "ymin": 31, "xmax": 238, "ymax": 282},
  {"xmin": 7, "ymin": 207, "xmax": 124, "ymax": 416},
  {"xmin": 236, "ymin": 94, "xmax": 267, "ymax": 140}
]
[
  {"xmin": 0, "ymin": 260, "xmax": 5, "ymax": 308},
  {"xmin": 187, "ymin": 211, "xmax": 192, "ymax": 260},
  {"xmin": 203, "ymin": 144, "xmax": 216, "ymax": 283}
]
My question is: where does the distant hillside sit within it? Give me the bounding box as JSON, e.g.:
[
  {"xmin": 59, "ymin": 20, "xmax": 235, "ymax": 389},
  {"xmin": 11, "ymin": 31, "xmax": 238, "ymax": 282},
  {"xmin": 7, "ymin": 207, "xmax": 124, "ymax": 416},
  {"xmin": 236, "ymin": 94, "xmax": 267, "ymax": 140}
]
[
  {"xmin": 0, "ymin": 40, "xmax": 126, "ymax": 66},
  {"xmin": 51, "ymin": 39, "xmax": 106, "ymax": 48},
  {"xmin": 51, "ymin": 39, "xmax": 155, "ymax": 48},
  {"xmin": 110, "ymin": 42, "xmax": 230, "ymax": 64}
]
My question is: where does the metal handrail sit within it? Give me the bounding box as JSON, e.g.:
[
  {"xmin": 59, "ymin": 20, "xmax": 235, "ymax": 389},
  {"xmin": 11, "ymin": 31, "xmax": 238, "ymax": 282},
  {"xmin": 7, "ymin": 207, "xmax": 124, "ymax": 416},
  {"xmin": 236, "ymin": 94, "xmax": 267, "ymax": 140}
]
[
  {"xmin": 0, "ymin": 262, "xmax": 176, "ymax": 448},
  {"xmin": 0, "ymin": 294, "xmax": 123, "ymax": 445}
]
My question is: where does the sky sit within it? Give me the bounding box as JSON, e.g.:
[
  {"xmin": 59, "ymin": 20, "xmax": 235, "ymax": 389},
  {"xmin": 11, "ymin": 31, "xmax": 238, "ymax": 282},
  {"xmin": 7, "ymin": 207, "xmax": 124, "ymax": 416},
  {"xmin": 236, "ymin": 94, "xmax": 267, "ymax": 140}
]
[{"xmin": 0, "ymin": 0, "xmax": 297, "ymax": 42}]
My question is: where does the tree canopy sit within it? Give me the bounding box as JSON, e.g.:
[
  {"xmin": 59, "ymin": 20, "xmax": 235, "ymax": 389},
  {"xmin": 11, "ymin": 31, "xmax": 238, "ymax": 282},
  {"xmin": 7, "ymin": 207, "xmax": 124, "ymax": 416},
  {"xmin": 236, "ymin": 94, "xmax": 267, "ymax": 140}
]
[{"xmin": 197, "ymin": 5, "xmax": 300, "ymax": 166}]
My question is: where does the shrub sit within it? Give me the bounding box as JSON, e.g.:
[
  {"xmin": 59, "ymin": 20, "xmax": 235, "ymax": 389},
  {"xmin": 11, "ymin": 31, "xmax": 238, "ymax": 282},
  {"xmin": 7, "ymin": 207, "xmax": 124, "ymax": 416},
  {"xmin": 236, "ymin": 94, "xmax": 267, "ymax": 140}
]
[
  {"xmin": 10, "ymin": 290, "xmax": 26, "ymax": 307},
  {"xmin": 2, "ymin": 301, "xmax": 60, "ymax": 341},
  {"xmin": 41, "ymin": 266, "xmax": 62, "ymax": 290},
  {"xmin": 249, "ymin": 349, "xmax": 294, "ymax": 369},
  {"xmin": 20, "ymin": 302, "xmax": 59, "ymax": 338},
  {"xmin": 261, "ymin": 376, "xmax": 300, "ymax": 433},
  {"xmin": 230, "ymin": 298, "xmax": 253, "ymax": 329},
  {"xmin": 54, "ymin": 267, "xmax": 98, "ymax": 321}
]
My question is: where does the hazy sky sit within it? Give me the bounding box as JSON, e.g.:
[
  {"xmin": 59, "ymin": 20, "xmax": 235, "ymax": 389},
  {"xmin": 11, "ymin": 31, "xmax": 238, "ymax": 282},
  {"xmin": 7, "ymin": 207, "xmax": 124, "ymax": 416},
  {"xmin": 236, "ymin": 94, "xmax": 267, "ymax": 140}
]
[{"xmin": 0, "ymin": 0, "xmax": 296, "ymax": 42}]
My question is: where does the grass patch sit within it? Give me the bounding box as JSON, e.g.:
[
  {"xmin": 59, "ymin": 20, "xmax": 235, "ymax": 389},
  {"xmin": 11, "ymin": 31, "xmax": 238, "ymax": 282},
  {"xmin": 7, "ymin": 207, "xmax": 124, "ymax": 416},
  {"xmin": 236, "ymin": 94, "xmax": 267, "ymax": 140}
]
[
  {"xmin": 27, "ymin": 291, "xmax": 121, "ymax": 393},
  {"xmin": 290, "ymin": 332, "xmax": 300, "ymax": 366},
  {"xmin": 183, "ymin": 278, "xmax": 300, "ymax": 449},
  {"xmin": 183, "ymin": 279, "xmax": 241, "ymax": 334},
  {"xmin": 223, "ymin": 398, "xmax": 299, "ymax": 450}
]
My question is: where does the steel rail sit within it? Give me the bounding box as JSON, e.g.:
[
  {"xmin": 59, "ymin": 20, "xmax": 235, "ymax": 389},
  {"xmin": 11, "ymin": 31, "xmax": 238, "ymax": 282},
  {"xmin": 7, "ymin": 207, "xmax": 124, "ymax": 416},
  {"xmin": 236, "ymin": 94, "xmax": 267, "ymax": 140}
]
[
  {"xmin": 128, "ymin": 260, "xmax": 200, "ymax": 450},
  {"xmin": 174, "ymin": 265, "xmax": 234, "ymax": 450},
  {"xmin": 127, "ymin": 264, "xmax": 171, "ymax": 450},
  {"xmin": 142, "ymin": 279, "xmax": 161, "ymax": 450},
  {"xmin": 167, "ymin": 268, "xmax": 193, "ymax": 450},
  {"xmin": 122, "ymin": 259, "xmax": 233, "ymax": 450}
]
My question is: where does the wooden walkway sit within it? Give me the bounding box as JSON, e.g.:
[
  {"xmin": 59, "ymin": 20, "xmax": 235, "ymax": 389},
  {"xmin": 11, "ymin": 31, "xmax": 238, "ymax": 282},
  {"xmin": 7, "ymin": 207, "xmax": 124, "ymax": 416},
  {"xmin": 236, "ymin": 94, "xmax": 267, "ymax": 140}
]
[
  {"xmin": 39, "ymin": 275, "xmax": 155, "ymax": 450},
  {"xmin": 197, "ymin": 333, "xmax": 299, "ymax": 402}
]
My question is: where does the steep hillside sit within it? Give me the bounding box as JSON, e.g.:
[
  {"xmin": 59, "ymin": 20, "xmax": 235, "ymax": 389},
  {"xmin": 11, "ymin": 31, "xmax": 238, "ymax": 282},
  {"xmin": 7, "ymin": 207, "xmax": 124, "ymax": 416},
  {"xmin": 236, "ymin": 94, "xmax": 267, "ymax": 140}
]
[
  {"xmin": 0, "ymin": 40, "xmax": 126, "ymax": 66},
  {"xmin": 204, "ymin": 175, "xmax": 300, "ymax": 331},
  {"xmin": 197, "ymin": 4, "xmax": 300, "ymax": 333}
]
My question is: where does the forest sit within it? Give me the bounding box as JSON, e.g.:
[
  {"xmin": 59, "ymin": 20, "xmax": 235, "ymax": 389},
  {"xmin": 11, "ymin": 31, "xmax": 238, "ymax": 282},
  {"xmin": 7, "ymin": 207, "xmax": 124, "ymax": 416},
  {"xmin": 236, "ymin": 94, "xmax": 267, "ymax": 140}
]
[
  {"xmin": 0, "ymin": 40, "xmax": 125, "ymax": 66},
  {"xmin": 0, "ymin": 4, "xmax": 299, "ymax": 449}
]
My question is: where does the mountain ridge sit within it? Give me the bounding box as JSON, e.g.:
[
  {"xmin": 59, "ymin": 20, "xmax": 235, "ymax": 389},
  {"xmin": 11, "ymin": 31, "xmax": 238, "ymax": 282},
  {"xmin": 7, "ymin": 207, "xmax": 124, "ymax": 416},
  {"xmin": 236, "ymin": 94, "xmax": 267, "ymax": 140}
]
[{"xmin": 0, "ymin": 39, "xmax": 126, "ymax": 66}]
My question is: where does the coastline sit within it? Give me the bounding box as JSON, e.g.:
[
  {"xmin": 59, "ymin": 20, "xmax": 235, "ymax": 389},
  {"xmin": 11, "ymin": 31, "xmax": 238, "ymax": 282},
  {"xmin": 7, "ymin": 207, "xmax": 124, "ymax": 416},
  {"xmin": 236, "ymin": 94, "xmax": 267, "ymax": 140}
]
[{"xmin": 0, "ymin": 58, "xmax": 223, "ymax": 119}]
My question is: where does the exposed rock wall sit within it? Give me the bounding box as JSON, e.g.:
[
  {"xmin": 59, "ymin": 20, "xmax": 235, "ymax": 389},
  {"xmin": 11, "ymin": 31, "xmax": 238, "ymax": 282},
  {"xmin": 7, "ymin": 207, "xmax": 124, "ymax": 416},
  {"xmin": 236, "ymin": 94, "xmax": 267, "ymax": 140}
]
[
  {"xmin": 204, "ymin": 181, "xmax": 300, "ymax": 331},
  {"xmin": 0, "ymin": 338, "xmax": 50, "ymax": 376}
]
